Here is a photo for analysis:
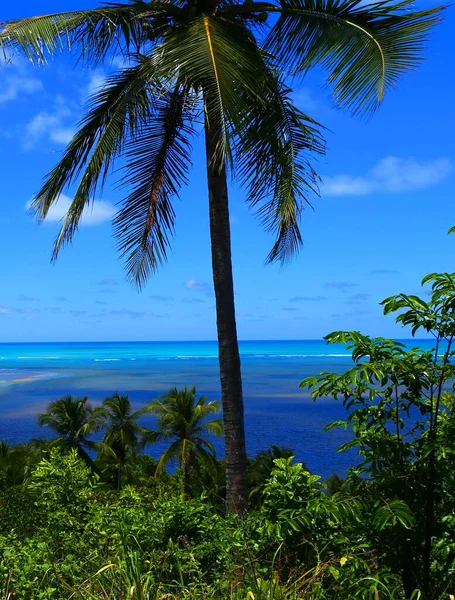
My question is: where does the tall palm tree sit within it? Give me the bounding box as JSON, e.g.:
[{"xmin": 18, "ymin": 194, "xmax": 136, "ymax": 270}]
[
  {"xmin": 99, "ymin": 393, "xmax": 150, "ymax": 490},
  {"xmin": 37, "ymin": 395, "xmax": 103, "ymax": 468},
  {"xmin": 0, "ymin": 0, "xmax": 443, "ymax": 511},
  {"xmin": 146, "ymin": 386, "xmax": 223, "ymax": 498}
]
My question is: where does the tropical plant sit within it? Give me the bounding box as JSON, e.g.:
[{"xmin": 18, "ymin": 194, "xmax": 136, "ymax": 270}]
[
  {"xmin": 98, "ymin": 393, "xmax": 151, "ymax": 490},
  {"xmin": 0, "ymin": 0, "xmax": 443, "ymax": 511},
  {"xmin": 146, "ymin": 386, "xmax": 223, "ymax": 498},
  {"xmin": 37, "ymin": 395, "xmax": 103, "ymax": 468},
  {"xmin": 301, "ymin": 272, "xmax": 455, "ymax": 598},
  {"xmin": 0, "ymin": 441, "xmax": 38, "ymax": 488},
  {"xmin": 248, "ymin": 445, "xmax": 296, "ymax": 506}
]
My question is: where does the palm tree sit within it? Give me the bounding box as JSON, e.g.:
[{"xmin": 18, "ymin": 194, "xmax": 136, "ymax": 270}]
[
  {"xmin": 37, "ymin": 395, "xmax": 103, "ymax": 468},
  {"xmin": 98, "ymin": 393, "xmax": 150, "ymax": 490},
  {"xmin": 146, "ymin": 386, "xmax": 223, "ymax": 498},
  {"xmin": 0, "ymin": 0, "xmax": 442, "ymax": 511},
  {"xmin": 0, "ymin": 441, "xmax": 39, "ymax": 487}
]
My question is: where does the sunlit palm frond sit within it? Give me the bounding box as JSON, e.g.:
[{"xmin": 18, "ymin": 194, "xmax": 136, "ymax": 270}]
[
  {"xmin": 37, "ymin": 395, "xmax": 100, "ymax": 454},
  {"xmin": 160, "ymin": 15, "xmax": 267, "ymax": 167},
  {"xmin": 235, "ymin": 69, "xmax": 325, "ymax": 263},
  {"xmin": 265, "ymin": 0, "xmax": 444, "ymax": 115},
  {"xmin": 115, "ymin": 85, "xmax": 195, "ymax": 289},
  {"xmin": 30, "ymin": 57, "xmax": 159, "ymax": 259},
  {"xmin": 196, "ymin": 419, "xmax": 224, "ymax": 437},
  {"xmin": 0, "ymin": 2, "xmax": 169, "ymax": 65}
]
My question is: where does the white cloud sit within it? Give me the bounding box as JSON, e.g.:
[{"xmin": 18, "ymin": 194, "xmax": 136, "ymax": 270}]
[
  {"xmin": 0, "ymin": 307, "xmax": 11, "ymax": 314},
  {"xmin": 0, "ymin": 75, "xmax": 43, "ymax": 104},
  {"xmin": 184, "ymin": 279, "xmax": 211, "ymax": 293},
  {"xmin": 323, "ymin": 156, "xmax": 452, "ymax": 197},
  {"xmin": 26, "ymin": 195, "xmax": 116, "ymax": 226},
  {"xmin": 0, "ymin": 56, "xmax": 43, "ymax": 104},
  {"xmin": 50, "ymin": 127, "xmax": 74, "ymax": 144},
  {"xmin": 23, "ymin": 97, "xmax": 74, "ymax": 150}
]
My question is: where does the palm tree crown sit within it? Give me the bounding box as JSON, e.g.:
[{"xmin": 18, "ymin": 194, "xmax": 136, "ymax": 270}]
[
  {"xmin": 99, "ymin": 393, "xmax": 150, "ymax": 488},
  {"xmin": 146, "ymin": 386, "xmax": 223, "ymax": 496},
  {"xmin": 0, "ymin": 0, "xmax": 443, "ymax": 511},
  {"xmin": 37, "ymin": 395, "xmax": 103, "ymax": 466},
  {"xmin": 0, "ymin": 0, "xmax": 442, "ymax": 276}
]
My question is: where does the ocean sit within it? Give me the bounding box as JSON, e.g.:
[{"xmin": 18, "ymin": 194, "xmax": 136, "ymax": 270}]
[{"xmin": 0, "ymin": 339, "xmax": 435, "ymax": 478}]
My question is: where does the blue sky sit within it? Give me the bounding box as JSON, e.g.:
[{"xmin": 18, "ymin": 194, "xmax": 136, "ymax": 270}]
[{"xmin": 0, "ymin": 1, "xmax": 453, "ymax": 343}]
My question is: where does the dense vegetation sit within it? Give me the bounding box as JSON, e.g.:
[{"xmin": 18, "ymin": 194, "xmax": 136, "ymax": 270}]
[
  {"xmin": 1, "ymin": 271, "xmax": 455, "ymax": 598},
  {"xmin": 0, "ymin": 0, "xmax": 444, "ymax": 511}
]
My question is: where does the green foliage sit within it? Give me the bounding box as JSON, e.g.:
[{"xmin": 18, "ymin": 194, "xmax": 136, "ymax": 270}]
[
  {"xmin": 37, "ymin": 394, "xmax": 104, "ymax": 467},
  {"xmin": 301, "ymin": 271, "xmax": 455, "ymax": 598},
  {"xmin": 248, "ymin": 445, "xmax": 296, "ymax": 506},
  {"xmin": 97, "ymin": 393, "xmax": 151, "ymax": 489},
  {"xmin": 146, "ymin": 386, "xmax": 223, "ymax": 497}
]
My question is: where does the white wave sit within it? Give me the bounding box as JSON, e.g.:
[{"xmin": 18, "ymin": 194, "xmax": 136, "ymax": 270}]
[
  {"xmin": 260, "ymin": 353, "xmax": 352, "ymax": 358},
  {"xmin": 176, "ymin": 355, "xmax": 218, "ymax": 359},
  {"xmin": 94, "ymin": 358, "xmax": 121, "ymax": 362}
]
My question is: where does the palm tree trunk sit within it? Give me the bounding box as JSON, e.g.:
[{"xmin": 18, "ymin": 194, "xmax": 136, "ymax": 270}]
[{"xmin": 203, "ymin": 111, "xmax": 247, "ymax": 514}]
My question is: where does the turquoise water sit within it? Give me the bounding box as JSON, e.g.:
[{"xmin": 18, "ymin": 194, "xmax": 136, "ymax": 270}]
[{"xmin": 0, "ymin": 339, "xmax": 436, "ymax": 477}]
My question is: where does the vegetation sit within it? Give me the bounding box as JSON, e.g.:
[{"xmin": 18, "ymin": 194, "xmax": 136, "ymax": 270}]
[
  {"xmin": 0, "ymin": 0, "xmax": 444, "ymax": 511},
  {"xmin": 146, "ymin": 386, "xmax": 223, "ymax": 498},
  {"xmin": 37, "ymin": 395, "xmax": 104, "ymax": 468},
  {"xmin": 1, "ymin": 272, "xmax": 455, "ymax": 597}
]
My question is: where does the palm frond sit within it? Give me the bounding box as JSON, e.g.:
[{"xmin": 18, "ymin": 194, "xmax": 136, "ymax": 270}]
[
  {"xmin": 235, "ymin": 68, "xmax": 325, "ymax": 263},
  {"xmin": 160, "ymin": 15, "xmax": 267, "ymax": 167},
  {"xmin": 155, "ymin": 439, "xmax": 182, "ymax": 475},
  {"xmin": 115, "ymin": 85, "xmax": 194, "ymax": 289},
  {"xmin": 141, "ymin": 429, "xmax": 173, "ymax": 444},
  {"xmin": 265, "ymin": 0, "xmax": 444, "ymax": 115},
  {"xmin": 199, "ymin": 419, "xmax": 224, "ymax": 437},
  {"xmin": 30, "ymin": 57, "xmax": 158, "ymax": 258},
  {"xmin": 0, "ymin": 1, "xmax": 178, "ymax": 65}
]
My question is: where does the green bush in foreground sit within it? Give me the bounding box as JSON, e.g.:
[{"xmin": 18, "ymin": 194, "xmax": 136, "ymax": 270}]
[{"xmin": 0, "ymin": 449, "xmax": 402, "ymax": 599}]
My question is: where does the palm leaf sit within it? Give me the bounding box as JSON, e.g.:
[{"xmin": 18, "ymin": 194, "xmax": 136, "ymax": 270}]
[
  {"xmin": 0, "ymin": 3, "xmax": 147, "ymax": 65},
  {"xmin": 264, "ymin": 0, "xmax": 444, "ymax": 115},
  {"xmin": 235, "ymin": 68, "xmax": 325, "ymax": 263},
  {"xmin": 155, "ymin": 439, "xmax": 182, "ymax": 475},
  {"xmin": 30, "ymin": 56, "xmax": 158, "ymax": 258},
  {"xmin": 159, "ymin": 15, "xmax": 267, "ymax": 167},
  {"xmin": 115, "ymin": 85, "xmax": 195, "ymax": 288}
]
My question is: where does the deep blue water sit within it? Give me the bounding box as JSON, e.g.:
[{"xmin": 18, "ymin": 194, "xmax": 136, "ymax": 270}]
[{"xmin": 0, "ymin": 339, "xmax": 436, "ymax": 478}]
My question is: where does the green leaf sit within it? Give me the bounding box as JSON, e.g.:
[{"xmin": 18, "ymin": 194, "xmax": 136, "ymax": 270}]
[
  {"xmin": 115, "ymin": 85, "xmax": 195, "ymax": 288},
  {"xmin": 266, "ymin": 0, "xmax": 444, "ymax": 115}
]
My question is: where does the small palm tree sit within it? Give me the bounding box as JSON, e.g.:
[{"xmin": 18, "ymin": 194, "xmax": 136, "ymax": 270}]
[
  {"xmin": 37, "ymin": 395, "xmax": 103, "ymax": 468},
  {"xmin": 146, "ymin": 386, "xmax": 223, "ymax": 498},
  {"xmin": 98, "ymin": 393, "xmax": 150, "ymax": 490},
  {"xmin": 0, "ymin": 441, "xmax": 39, "ymax": 487}
]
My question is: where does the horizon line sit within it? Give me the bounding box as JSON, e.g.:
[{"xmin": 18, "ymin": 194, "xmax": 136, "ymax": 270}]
[{"xmin": 0, "ymin": 337, "xmax": 434, "ymax": 344}]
